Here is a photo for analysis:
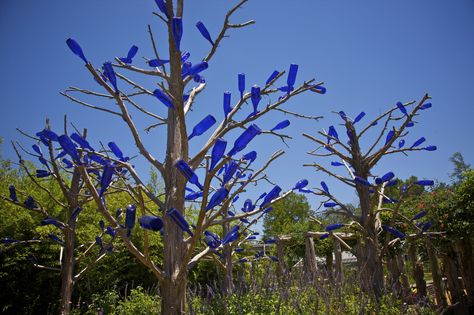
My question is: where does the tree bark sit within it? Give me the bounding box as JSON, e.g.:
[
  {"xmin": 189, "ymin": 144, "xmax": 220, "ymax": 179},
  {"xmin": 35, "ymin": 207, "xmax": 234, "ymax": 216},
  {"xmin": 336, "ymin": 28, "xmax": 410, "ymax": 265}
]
[
  {"xmin": 59, "ymin": 169, "xmax": 81, "ymax": 315},
  {"xmin": 356, "ymin": 234, "xmax": 384, "ymax": 298},
  {"xmin": 160, "ymin": 1, "xmax": 189, "ymax": 311},
  {"xmin": 59, "ymin": 225, "xmax": 75, "ymax": 315},
  {"xmin": 161, "ymin": 278, "xmax": 186, "ymax": 315}
]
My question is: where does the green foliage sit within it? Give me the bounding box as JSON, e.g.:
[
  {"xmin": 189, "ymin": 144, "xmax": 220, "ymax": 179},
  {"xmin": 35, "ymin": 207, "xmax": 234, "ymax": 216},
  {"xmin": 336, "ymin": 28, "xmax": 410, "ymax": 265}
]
[
  {"xmin": 263, "ymin": 193, "xmax": 316, "ymax": 261},
  {"xmin": 189, "ymin": 285, "xmax": 434, "ymax": 315},
  {"xmin": 449, "ymin": 152, "xmax": 471, "ymax": 184},
  {"xmin": 451, "ymin": 170, "xmax": 474, "ymax": 235},
  {"xmin": 115, "ymin": 287, "xmax": 161, "ymax": 315},
  {"xmin": 75, "ymin": 287, "xmax": 160, "ymax": 315}
]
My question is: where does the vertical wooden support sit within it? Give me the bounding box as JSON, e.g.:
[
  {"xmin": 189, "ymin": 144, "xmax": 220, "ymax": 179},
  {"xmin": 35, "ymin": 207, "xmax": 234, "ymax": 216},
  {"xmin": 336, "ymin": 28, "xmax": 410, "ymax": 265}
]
[
  {"xmin": 304, "ymin": 236, "xmax": 318, "ymax": 282},
  {"xmin": 408, "ymin": 244, "xmax": 427, "ymax": 299},
  {"xmin": 456, "ymin": 238, "xmax": 474, "ymax": 303},
  {"xmin": 426, "ymin": 240, "xmax": 447, "ymax": 307},
  {"xmin": 276, "ymin": 238, "xmax": 288, "ymax": 280},
  {"xmin": 397, "ymin": 254, "xmax": 411, "ymax": 299},
  {"xmin": 442, "ymin": 244, "xmax": 464, "ymax": 304},
  {"xmin": 333, "ymin": 239, "xmax": 343, "ymax": 283}
]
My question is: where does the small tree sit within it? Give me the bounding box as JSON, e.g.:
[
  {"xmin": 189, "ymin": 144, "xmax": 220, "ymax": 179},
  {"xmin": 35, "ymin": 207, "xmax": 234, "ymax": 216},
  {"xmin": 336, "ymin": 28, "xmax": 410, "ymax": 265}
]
[
  {"xmin": 1, "ymin": 123, "xmax": 123, "ymax": 314},
  {"xmin": 303, "ymin": 96, "xmax": 436, "ymax": 298},
  {"xmin": 61, "ymin": 0, "xmax": 325, "ymax": 312}
]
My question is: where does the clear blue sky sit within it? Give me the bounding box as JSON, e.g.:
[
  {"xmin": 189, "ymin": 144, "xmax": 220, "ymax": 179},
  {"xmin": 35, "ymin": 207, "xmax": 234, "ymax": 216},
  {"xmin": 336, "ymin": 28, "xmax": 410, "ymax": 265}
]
[{"xmin": 1, "ymin": 0, "xmax": 473, "ymax": 213}]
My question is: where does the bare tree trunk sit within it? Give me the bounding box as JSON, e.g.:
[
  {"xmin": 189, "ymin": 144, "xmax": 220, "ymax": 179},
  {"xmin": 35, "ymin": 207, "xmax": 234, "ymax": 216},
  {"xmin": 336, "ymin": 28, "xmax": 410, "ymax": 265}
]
[
  {"xmin": 59, "ymin": 169, "xmax": 81, "ymax": 315},
  {"xmin": 353, "ymin": 159, "xmax": 384, "ymax": 298},
  {"xmin": 304, "ymin": 236, "xmax": 318, "ymax": 282},
  {"xmin": 59, "ymin": 225, "xmax": 75, "ymax": 315},
  {"xmin": 333, "ymin": 239, "xmax": 343, "ymax": 284},
  {"xmin": 356, "ymin": 236, "xmax": 384, "ymax": 298},
  {"xmin": 161, "ymin": 2, "xmax": 189, "ymax": 311},
  {"xmin": 161, "ymin": 278, "xmax": 186, "ymax": 315},
  {"xmin": 161, "ymin": 153, "xmax": 187, "ymax": 314},
  {"xmin": 408, "ymin": 244, "xmax": 427, "ymax": 300},
  {"xmin": 426, "ymin": 240, "xmax": 447, "ymax": 308}
]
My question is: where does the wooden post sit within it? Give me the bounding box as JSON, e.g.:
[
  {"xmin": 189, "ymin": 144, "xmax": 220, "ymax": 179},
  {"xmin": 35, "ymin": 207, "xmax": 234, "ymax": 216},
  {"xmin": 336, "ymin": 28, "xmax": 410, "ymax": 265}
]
[
  {"xmin": 408, "ymin": 244, "xmax": 427, "ymax": 300},
  {"xmin": 456, "ymin": 238, "xmax": 474, "ymax": 303},
  {"xmin": 442, "ymin": 244, "xmax": 464, "ymax": 304},
  {"xmin": 426, "ymin": 240, "xmax": 447, "ymax": 307},
  {"xmin": 304, "ymin": 236, "xmax": 318, "ymax": 282},
  {"xmin": 397, "ymin": 254, "xmax": 411, "ymax": 299},
  {"xmin": 276, "ymin": 237, "xmax": 288, "ymax": 281},
  {"xmin": 333, "ymin": 239, "xmax": 343, "ymax": 283}
]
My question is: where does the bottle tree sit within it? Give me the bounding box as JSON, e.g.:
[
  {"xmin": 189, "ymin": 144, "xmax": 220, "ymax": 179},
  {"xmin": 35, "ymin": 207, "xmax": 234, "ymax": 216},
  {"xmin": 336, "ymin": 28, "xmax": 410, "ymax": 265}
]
[
  {"xmin": 303, "ymin": 96, "xmax": 436, "ymax": 298},
  {"xmin": 61, "ymin": 0, "xmax": 325, "ymax": 313},
  {"xmin": 1, "ymin": 123, "xmax": 123, "ymax": 314}
]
